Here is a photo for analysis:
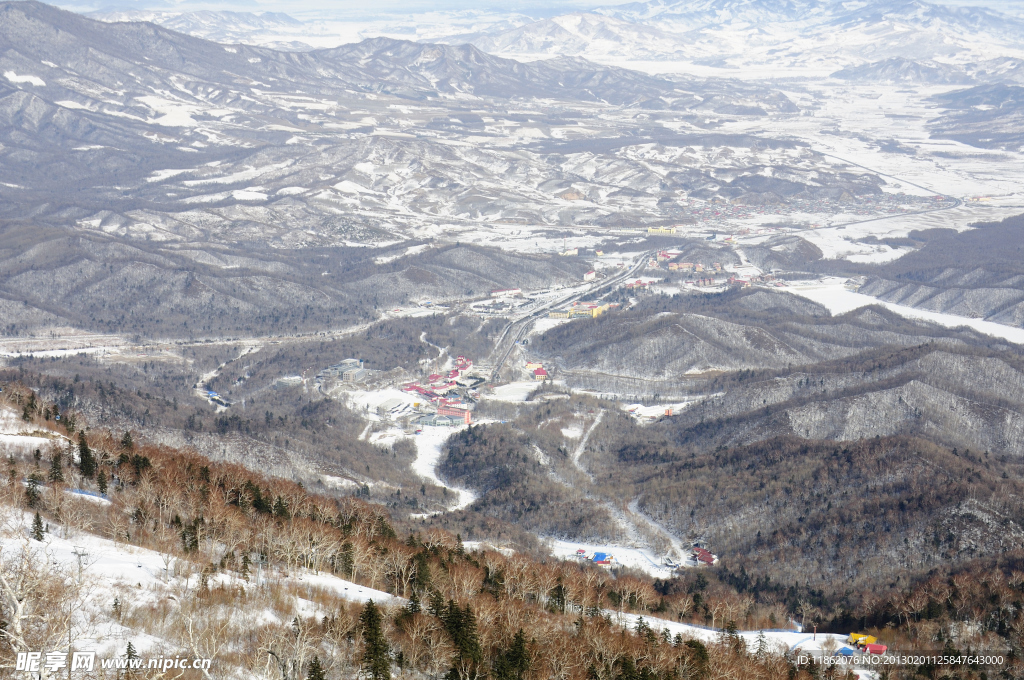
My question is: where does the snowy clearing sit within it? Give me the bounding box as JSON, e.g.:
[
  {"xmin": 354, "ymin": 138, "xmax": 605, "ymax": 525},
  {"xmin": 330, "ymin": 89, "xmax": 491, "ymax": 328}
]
[
  {"xmin": 410, "ymin": 426, "xmax": 477, "ymax": 512},
  {"xmin": 4, "ymin": 71, "xmax": 45, "ymax": 86},
  {"xmin": 545, "ymin": 538, "xmax": 677, "ymax": 579},
  {"xmin": 787, "ymin": 278, "xmax": 1024, "ymax": 345},
  {"xmin": 484, "ymin": 381, "xmax": 540, "ymax": 402}
]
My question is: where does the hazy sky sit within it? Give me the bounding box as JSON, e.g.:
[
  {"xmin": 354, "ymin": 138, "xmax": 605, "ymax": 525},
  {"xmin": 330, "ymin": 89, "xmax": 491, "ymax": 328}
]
[{"xmin": 65, "ymin": 0, "xmax": 1024, "ymax": 17}]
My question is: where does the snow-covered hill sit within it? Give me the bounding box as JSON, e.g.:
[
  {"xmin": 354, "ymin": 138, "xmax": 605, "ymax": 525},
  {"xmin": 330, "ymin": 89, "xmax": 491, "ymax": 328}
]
[
  {"xmin": 459, "ymin": 0, "xmax": 1024, "ymax": 75},
  {"xmin": 88, "ymin": 9, "xmax": 310, "ymax": 50},
  {"xmin": 471, "ymin": 13, "xmax": 688, "ymax": 60}
]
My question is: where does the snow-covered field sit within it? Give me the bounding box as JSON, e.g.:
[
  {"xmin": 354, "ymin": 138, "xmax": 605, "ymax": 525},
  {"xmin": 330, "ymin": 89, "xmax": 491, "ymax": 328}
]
[
  {"xmin": 0, "ymin": 407, "xmax": 69, "ymax": 453},
  {"xmin": 0, "ymin": 506, "xmax": 400, "ymax": 664},
  {"xmin": 545, "ymin": 538, "xmax": 677, "ymax": 580},
  {"xmin": 622, "ymin": 401, "xmax": 697, "ymax": 421},
  {"xmin": 786, "ymin": 278, "xmax": 1024, "ymax": 345},
  {"xmin": 483, "ymin": 381, "xmax": 541, "ymax": 402}
]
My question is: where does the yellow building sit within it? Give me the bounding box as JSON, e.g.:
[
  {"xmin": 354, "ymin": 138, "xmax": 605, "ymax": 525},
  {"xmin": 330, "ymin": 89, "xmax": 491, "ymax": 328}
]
[{"xmin": 648, "ymin": 226, "xmax": 677, "ymax": 235}]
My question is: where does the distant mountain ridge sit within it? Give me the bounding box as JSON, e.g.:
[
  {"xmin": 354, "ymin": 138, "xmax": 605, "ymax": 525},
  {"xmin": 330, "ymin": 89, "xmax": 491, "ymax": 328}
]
[
  {"xmin": 453, "ymin": 0, "xmax": 1024, "ymax": 73},
  {"xmin": 88, "ymin": 8, "xmax": 311, "ymax": 50},
  {"xmin": 0, "ymin": 1, "xmax": 812, "ymax": 248},
  {"xmin": 831, "ymin": 57, "xmax": 973, "ymax": 84}
]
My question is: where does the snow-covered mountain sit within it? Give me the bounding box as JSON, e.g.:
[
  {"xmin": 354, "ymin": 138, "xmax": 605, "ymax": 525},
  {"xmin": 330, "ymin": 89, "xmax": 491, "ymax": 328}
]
[
  {"xmin": 830, "ymin": 57, "xmax": 974, "ymax": 84},
  {"xmin": 88, "ymin": 9, "xmax": 311, "ymax": 49},
  {"xmin": 470, "ymin": 13, "xmax": 688, "ymax": 60},
  {"xmin": 0, "ymin": 0, "xmax": 821, "ymax": 247},
  {"xmin": 460, "ymin": 0, "xmax": 1024, "ymax": 75},
  {"xmin": 594, "ymin": 0, "xmax": 833, "ymax": 28}
]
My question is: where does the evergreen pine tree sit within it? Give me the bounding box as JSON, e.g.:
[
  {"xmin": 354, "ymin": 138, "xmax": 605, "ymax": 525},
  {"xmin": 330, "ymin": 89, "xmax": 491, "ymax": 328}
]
[
  {"xmin": 25, "ymin": 473, "xmax": 41, "ymax": 509},
  {"xmin": 340, "ymin": 541, "xmax": 354, "ymax": 577},
  {"xmin": 306, "ymin": 655, "xmax": 326, "ymax": 680},
  {"xmin": 616, "ymin": 657, "xmax": 640, "ymax": 680},
  {"xmin": 31, "ymin": 511, "xmax": 44, "ymax": 541},
  {"xmin": 241, "ymin": 554, "xmax": 251, "ymax": 581},
  {"xmin": 48, "ymin": 451, "xmax": 63, "ymax": 482},
  {"xmin": 492, "ymin": 629, "xmax": 530, "ymax": 680},
  {"xmin": 427, "ymin": 590, "xmax": 445, "ymax": 617},
  {"xmin": 442, "ymin": 601, "xmax": 482, "ymax": 680},
  {"xmin": 78, "ymin": 431, "xmax": 96, "ymax": 479},
  {"xmin": 121, "ymin": 430, "xmax": 134, "ymax": 450},
  {"xmin": 126, "ymin": 641, "xmax": 138, "ymax": 660},
  {"xmin": 413, "ymin": 551, "xmax": 432, "ymax": 591},
  {"xmin": 756, "ymin": 630, "xmax": 768, "ymax": 659},
  {"xmin": 97, "ymin": 469, "xmax": 107, "ymax": 495},
  {"xmin": 360, "ymin": 600, "xmax": 391, "ymax": 680},
  {"xmin": 273, "ymin": 496, "xmax": 290, "ymax": 519}
]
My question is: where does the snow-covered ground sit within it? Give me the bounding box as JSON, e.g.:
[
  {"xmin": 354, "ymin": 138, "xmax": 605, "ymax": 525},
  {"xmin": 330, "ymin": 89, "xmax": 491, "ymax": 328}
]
[
  {"xmin": 611, "ymin": 611, "xmax": 878, "ymax": 679},
  {"xmin": 0, "ymin": 506, "xmax": 400, "ymax": 664},
  {"xmin": 545, "ymin": 538, "xmax": 676, "ymax": 580},
  {"xmin": 483, "ymin": 381, "xmax": 541, "ymax": 402},
  {"xmin": 786, "ymin": 278, "xmax": 1024, "ymax": 345},
  {"xmin": 0, "ymin": 407, "xmax": 69, "ymax": 453},
  {"xmin": 622, "ymin": 401, "xmax": 697, "ymax": 421},
  {"xmin": 530, "ymin": 317, "xmax": 573, "ymax": 335},
  {"xmin": 410, "ymin": 426, "xmax": 477, "ymax": 513}
]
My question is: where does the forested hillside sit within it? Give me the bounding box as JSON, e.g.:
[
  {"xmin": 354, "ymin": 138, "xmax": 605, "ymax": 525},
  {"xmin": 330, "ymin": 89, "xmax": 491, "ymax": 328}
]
[
  {"xmin": 530, "ymin": 289, "xmax": 1024, "ymax": 454},
  {"xmin": 0, "ymin": 381, "xmax": 827, "ymax": 680},
  {"xmin": 438, "ymin": 393, "xmax": 1024, "ymax": 594},
  {"xmin": 2, "ymin": 379, "xmax": 1020, "ymax": 679}
]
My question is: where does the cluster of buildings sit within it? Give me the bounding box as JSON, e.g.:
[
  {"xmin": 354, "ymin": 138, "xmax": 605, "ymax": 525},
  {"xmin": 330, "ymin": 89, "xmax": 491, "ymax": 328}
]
[
  {"xmin": 402, "ymin": 356, "xmax": 480, "ymax": 427},
  {"xmin": 625, "ymin": 280, "xmax": 650, "ymax": 291},
  {"xmin": 673, "ymin": 261, "xmax": 723, "ymax": 273},
  {"xmin": 691, "ymin": 546, "xmax": 718, "ymax": 566},
  {"xmin": 548, "ymin": 301, "xmax": 617, "ymax": 320},
  {"xmin": 575, "ymin": 549, "xmax": 615, "ymax": 567},
  {"xmin": 525, "ymin": 361, "xmax": 549, "ymax": 381},
  {"xmin": 648, "ymin": 251, "xmax": 725, "ymax": 275},
  {"xmin": 317, "ymin": 358, "xmax": 370, "ymax": 385},
  {"xmin": 204, "ymin": 390, "xmax": 230, "ymax": 407}
]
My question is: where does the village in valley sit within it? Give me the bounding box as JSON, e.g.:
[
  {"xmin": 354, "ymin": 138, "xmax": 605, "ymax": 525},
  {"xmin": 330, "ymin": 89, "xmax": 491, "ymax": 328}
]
[{"xmin": 299, "ymin": 240, "xmax": 781, "ymax": 578}]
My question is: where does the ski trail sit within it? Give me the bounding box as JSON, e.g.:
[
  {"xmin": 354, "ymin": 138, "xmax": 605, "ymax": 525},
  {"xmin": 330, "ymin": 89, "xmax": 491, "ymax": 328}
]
[
  {"xmin": 571, "ymin": 410, "xmax": 603, "ymax": 478},
  {"xmin": 195, "ymin": 344, "xmax": 261, "ymax": 410},
  {"xmin": 419, "ymin": 331, "xmax": 446, "ymax": 362},
  {"xmin": 561, "ymin": 410, "xmax": 684, "ymax": 563},
  {"xmin": 357, "ymin": 423, "xmax": 372, "ymax": 441},
  {"xmin": 627, "ymin": 498, "xmax": 688, "ymax": 562},
  {"xmin": 410, "ymin": 427, "xmax": 477, "ymax": 515}
]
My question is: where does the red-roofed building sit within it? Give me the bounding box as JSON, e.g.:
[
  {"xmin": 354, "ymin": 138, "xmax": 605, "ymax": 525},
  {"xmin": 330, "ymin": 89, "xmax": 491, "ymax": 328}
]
[
  {"xmin": 533, "ymin": 368, "xmax": 548, "ymax": 381},
  {"xmin": 693, "ymin": 547, "xmax": 718, "ymax": 565}
]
